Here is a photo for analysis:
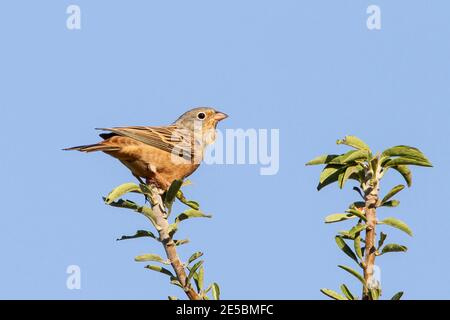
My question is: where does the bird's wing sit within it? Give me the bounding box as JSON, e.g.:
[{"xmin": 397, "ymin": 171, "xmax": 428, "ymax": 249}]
[{"xmin": 96, "ymin": 125, "xmax": 194, "ymax": 160}]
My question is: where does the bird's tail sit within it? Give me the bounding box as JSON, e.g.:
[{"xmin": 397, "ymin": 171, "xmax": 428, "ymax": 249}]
[{"xmin": 63, "ymin": 143, "xmax": 119, "ymax": 153}]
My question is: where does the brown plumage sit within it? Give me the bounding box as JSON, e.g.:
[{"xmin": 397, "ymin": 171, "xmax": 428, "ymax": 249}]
[{"xmin": 64, "ymin": 107, "xmax": 228, "ymax": 190}]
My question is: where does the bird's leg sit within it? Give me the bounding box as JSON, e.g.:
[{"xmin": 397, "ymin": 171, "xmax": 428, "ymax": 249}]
[
  {"xmin": 134, "ymin": 174, "xmax": 145, "ymax": 185},
  {"xmin": 145, "ymin": 177, "xmax": 155, "ymax": 186}
]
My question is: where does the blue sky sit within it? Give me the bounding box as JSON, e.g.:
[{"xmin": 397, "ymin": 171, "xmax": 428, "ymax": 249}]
[{"xmin": 1, "ymin": 0, "xmax": 449, "ymax": 299}]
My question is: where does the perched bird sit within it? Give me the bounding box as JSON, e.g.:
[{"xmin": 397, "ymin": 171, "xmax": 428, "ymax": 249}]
[{"xmin": 64, "ymin": 107, "xmax": 228, "ymax": 190}]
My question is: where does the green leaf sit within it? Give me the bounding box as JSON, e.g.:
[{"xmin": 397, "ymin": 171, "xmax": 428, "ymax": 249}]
[
  {"xmin": 381, "ymin": 185, "xmax": 405, "ymax": 205},
  {"xmin": 168, "ymin": 223, "xmax": 178, "ymax": 237},
  {"xmin": 329, "ymin": 150, "xmax": 357, "ymax": 164},
  {"xmin": 182, "ymin": 180, "xmax": 192, "ymax": 187},
  {"xmin": 317, "ymin": 165, "xmax": 347, "ymax": 191},
  {"xmin": 135, "ymin": 254, "xmax": 169, "ymax": 264},
  {"xmin": 353, "ymin": 187, "xmax": 364, "ymax": 199},
  {"xmin": 205, "ymin": 284, "xmax": 213, "ymax": 294},
  {"xmin": 187, "ymin": 260, "xmax": 204, "ymax": 284},
  {"xmin": 175, "ymin": 209, "xmax": 212, "ymax": 223},
  {"xmin": 104, "ymin": 183, "xmax": 141, "ymax": 205},
  {"xmin": 145, "ymin": 265, "xmax": 174, "ymax": 277},
  {"xmin": 344, "ymin": 150, "xmax": 369, "ymax": 163},
  {"xmin": 331, "ymin": 150, "xmax": 369, "ymax": 165},
  {"xmin": 369, "ymin": 288, "xmax": 381, "ymax": 300},
  {"xmin": 319, "ymin": 165, "xmax": 342, "ymax": 184},
  {"xmin": 335, "ymin": 236, "xmax": 359, "ymax": 263},
  {"xmin": 106, "ymin": 198, "xmax": 156, "ymax": 221},
  {"xmin": 354, "ymin": 234, "xmax": 363, "ymax": 260},
  {"xmin": 164, "ymin": 179, "xmax": 183, "ymax": 213},
  {"xmin": 382, "ymin": 200, "xmax": 400, "ymax": 208},
  {"xmin": 320, "ymin": 289, "xmax": 347, "ymax": 300},
  {"xmin": 379, "ymin": 217, "xmax": 413, "ymax": 236},
  {"xmin": 336, "ymin": 170, "xmax": 347, "ymax": 190},
  {"xmin": 174, "ymin": 239, "xmax": 190, "ymax": 246},
  {"xmin": 135, "ymin": 206, "xmax": 156, "ymax": 219},
  {"xmin": 212, "ymin": 283, "xmax": 221, "ymax": 300},
  {"xmin": 138, "ymin": 183, "xmax": 153, "ymax": 196},
  {"xmin": 106, "ymin": 198, "xmax": 139, "ymax": 210},
  {"xmin": 382, "ymin": 145, "xmax": 432, "ymax": 166},
  {"xmin": 324, "ymin": 213, "xmax": 354, "ymax": 224},
  {"xmin": 337, "ymin": 136, "xmax": 371, "ymax": 151},
  {"xmin": 385, "ymin": 157, "xmax": 433, "ymax": 168},
  {"xmin": 195, "ymin": 266, "xmax": 205, "ymax": 292},
  {"xmin": 348, "ymin": 224, "xmax": 367, "ymax": 238},
  {"xmin": 378, "ymin": 232, "xmax": 387, "ymax": 249},
  {"xmin": 177, "ymin": 190, "xmax": 200, "ymax": 210},
  {"xmin": 170, "ymin": 277, "xmax": 182, "ymax": 288},
  {"xmin": 165, "ymin": 210, "xmax": 211, "ymax": 238},
  {"xmin": 381, "ymin": 244, "xmax": 408, "ymax": 255},
  {"xmin": 349, "ymin": 201, "xmax": 365, "ymax": 209},
  {"xmin": 338, "ymin": 265, "xmax": 366, "ymax": 285},
  {"xmin": 340, "ymin": 284, "xmax": 355, "ymax": 300},
  {"xmin": 337, "ymin": 231, "xmax": 353, "ymax": 239},
  {"xmin": 188, "ymin": 252, "xmax": 204, "ymax": 265},
  {"xmin": 117, "ymin": 230, "xmax": 157, "ymax": 241},
  {"xmin": 346, "ymin": 208, "xmax": 367, "ymax": 222},
  {"xmin": 339, "ymin": 164, "xmax": 364, "ymax": 189},
  {"xmin": 370, "ymin": 156, "xmax": 380, "ymax": 173},
  {"xmin": 391, "ymin": 292, "xmax": 404, "ymax": 300},
  {"xmin": 393, "ymin": 165, "xmax": 412, "ymax": 187},
  {"xmin": 306, "ymin": 154, "xmax": 339, "ymax": 166},
  {"xmin": 185, "ymin": 200, "xmax": 200, "ymax": 210}
]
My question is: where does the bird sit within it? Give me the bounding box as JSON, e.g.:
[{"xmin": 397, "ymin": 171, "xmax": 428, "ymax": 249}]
[{"xmin": 64, "ymin": 107, "xmax": 228, "ymax": 190}]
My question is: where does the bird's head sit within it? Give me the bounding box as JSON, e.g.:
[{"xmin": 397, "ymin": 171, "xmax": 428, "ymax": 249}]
[
  {"xmin": 175, "ymin": 107, "xmax": 228, "ymax": 130},
  {"xmin": 174, "ymin": 107, "xmax": 228, "ymax": 146}
]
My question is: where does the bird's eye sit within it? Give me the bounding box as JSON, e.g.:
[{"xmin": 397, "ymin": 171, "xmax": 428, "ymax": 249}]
[{"xmin": 197, "ymin": 112, "xmax": 206, "ymax": 120}]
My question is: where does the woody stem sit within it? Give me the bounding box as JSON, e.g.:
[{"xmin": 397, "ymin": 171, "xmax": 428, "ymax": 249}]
[
  {"xmin": 149, "ymin": 187, "xmax": 201, "ymax": 300},
  {"xmin": 362, "ymin": 185, "xmax": 379, "ymax": 300}
]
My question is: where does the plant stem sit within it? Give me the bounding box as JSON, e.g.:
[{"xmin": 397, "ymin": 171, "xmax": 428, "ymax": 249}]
[
  {"xmin": 363, "ymin": 184, "xmax": 379, "ymax": 300},
  {"xmin": 148, "ymin": 186, "xmax": 201, "ymax": 300}
]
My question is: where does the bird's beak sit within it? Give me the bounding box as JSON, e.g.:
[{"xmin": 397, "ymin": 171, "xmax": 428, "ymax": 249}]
[{"xmin": 214, "ymin": 111, "xmax": 228, "ymax": 121}]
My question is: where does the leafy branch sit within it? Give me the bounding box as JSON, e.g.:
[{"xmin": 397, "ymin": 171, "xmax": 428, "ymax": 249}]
[
  {"xmin": 307, "ymin": 136, "xmax": 432, "ymax": 300},
  {"xmin": 104, "ymin": 180, "xmax": 220, "ymax": 300}
]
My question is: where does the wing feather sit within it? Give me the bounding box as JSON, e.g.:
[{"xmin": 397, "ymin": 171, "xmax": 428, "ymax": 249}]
[{"xmin": 96, "ymin": 126, "xmax": 193, "ymax": 160}]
